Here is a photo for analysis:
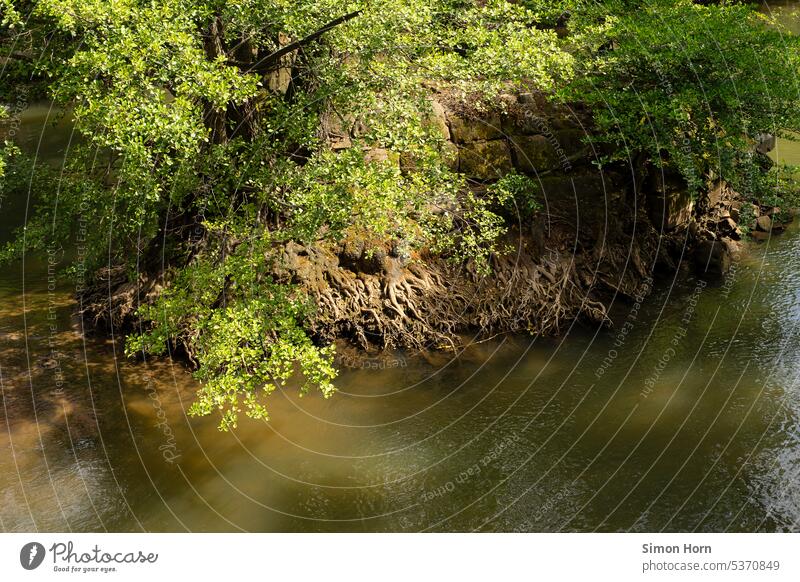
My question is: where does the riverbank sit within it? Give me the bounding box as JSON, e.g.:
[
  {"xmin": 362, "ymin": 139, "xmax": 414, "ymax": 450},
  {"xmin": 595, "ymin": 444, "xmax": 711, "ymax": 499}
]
[
  {"xmin": 3, "ymin": 208, "xmax": 800, "ymax": 531},
  {"xmin": 4, "ymin": 0, "xmax": 800, "ymax": 533},
  {"xmin": 2, "ymin": 100, "xmax": 800, "ymax": 533},
  {"xmin": 74, "ymin": 89, "xmax": 786, "ymax": 364}
]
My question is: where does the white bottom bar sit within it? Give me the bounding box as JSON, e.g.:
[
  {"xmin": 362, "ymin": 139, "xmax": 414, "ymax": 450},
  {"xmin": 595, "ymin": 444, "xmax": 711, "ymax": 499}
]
[{"xmin": 1, "ymin": 533, "xmax": 796, "ymax": 581}]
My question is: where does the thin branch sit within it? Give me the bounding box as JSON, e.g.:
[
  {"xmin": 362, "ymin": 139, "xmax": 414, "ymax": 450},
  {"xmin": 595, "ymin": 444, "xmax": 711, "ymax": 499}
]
[
  {"xmin": 244, "ymin": 10, "xmax": 362, "ymax": 75},
  {"xmin": 1, "ymin": 51, "xmax": 34, "ymax": 63}
]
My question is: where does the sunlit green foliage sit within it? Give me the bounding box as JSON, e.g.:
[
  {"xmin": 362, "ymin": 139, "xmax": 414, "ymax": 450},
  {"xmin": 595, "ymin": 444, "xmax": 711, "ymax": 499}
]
[
  {"xmin": 126, "ymin": 232, "xmax": 337, "ymax": 430},
  {"xmin": 489, "ymin": 172, "xmax": 543, "ymax": 218},
  {"xmin": 1, "ymin": 0, "xmax": 575, "ymax": 429},
  {"xmin": 3, "ymin": 0, "xmax": 800, "ymax": 430},
  {"xmin": 563, "ymin": 0, "xmax": 800, "ymax": 198}
]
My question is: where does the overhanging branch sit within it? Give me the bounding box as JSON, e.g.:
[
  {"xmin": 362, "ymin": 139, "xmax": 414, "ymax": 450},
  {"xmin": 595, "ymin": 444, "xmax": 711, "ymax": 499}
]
[{"xmin": 244, "ymin": 10, "xmax": 362, "ymax": 75}]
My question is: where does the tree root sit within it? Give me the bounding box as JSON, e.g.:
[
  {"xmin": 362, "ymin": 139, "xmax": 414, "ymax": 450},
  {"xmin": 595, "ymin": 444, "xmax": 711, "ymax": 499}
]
[
  {"xmin": 77, "ymin": 223, "xmax": 660, "ymax": 357},
  {"xmin": 281, "ymin": 229, "xmax": 654, "ymax": 354}
]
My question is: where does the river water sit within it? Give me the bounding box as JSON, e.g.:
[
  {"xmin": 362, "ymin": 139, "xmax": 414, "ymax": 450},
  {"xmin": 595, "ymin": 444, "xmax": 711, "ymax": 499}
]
[{"xmin": 3, "ymin": 7, "xmax": 800, "ymax": 532}]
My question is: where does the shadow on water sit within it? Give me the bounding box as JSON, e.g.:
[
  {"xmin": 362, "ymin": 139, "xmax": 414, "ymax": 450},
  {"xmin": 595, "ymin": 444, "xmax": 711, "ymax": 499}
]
[{"xmin": 4, "ymin": 60, "xmax": 800, "ymax": 532}]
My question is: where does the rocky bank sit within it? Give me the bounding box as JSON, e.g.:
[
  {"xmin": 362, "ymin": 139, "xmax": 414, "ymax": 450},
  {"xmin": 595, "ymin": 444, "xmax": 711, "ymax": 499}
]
[{"xmin": 78, "ymin": 90, "xmax": 786, "ymax": 359}]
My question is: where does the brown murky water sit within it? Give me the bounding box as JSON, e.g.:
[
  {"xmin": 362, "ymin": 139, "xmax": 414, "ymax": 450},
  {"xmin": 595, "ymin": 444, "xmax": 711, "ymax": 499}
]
[{"xmin": 3, "ymin": 7, "xmax": 800, "ymax": 531}]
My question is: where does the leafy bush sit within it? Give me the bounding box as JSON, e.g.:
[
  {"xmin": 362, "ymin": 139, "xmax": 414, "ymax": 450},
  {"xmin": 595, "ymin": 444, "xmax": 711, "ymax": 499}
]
[
  {"xmin": 2, "ymin": 0, "xmax": 576, "ymax": 429},
  {"xmin": 563, "ymin": 0, "xmax": 800, "ymax": 197},
  {"xmin": 4, "ymin": 0, "xmax": 800, "ymax": 430},
  {"xmin": 488, "ymin": 172, "xmax": 543, "ymax": 218}
]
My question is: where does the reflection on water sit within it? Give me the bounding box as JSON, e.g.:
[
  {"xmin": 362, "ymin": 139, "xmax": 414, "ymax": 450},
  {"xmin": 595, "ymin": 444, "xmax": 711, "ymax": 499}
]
[
  {"xmin": 3, "ymin": 226, "xmax": 800, "ymax": 532},
  {"xmin": 4, "ymin": 50, "xmax": 800, "ymax": 532}
]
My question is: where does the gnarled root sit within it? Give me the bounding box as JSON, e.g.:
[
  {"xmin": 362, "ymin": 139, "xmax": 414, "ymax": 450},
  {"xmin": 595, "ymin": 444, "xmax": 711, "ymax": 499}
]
[
  {"xmin": 78, "ymin": 226, "xmax": 657, "ymax": 358},
  {"xmin": 287, "ymin": 233, "xmax": 633, "ymax": 354}
]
